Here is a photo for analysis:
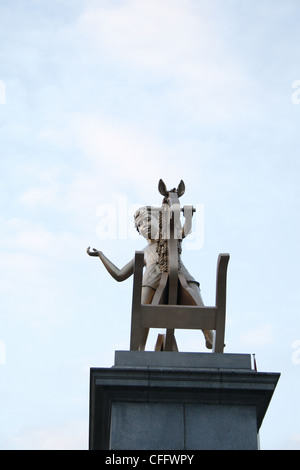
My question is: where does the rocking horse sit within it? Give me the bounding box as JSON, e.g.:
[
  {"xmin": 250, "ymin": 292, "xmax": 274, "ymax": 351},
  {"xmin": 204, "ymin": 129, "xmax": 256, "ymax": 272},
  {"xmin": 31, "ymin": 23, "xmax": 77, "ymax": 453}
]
[{"xmin": 130, "ymin": 179, "xmax": 229, "ymax": 353}]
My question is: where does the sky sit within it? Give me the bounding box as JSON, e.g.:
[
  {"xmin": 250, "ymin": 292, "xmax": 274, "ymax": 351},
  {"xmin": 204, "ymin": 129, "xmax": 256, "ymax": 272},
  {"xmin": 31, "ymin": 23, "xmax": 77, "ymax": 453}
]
[{"xmin": 0, "ymin": 0, "xmax": 299, "ymax": 450}]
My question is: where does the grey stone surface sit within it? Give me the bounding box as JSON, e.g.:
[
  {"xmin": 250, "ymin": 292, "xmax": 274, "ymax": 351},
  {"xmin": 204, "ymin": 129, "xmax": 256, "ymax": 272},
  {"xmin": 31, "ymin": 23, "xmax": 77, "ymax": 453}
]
[
  {"xmin": 110, "ymin": 402, "xmax": 184, "ymax": 450},
  {"xmin": 184, "ymin": 404, "xmax": 257, "ymax": 450},
  {"xmin": 89, "ymin": 359, "xmax": 280, "ymax": 450},
  {"xmin": 110, "ymin": 402, "xmax": 258, "ymax": 450},
  {"xmin": 114, "ymin": 350, "xmax": 252, "ymax": 370}
]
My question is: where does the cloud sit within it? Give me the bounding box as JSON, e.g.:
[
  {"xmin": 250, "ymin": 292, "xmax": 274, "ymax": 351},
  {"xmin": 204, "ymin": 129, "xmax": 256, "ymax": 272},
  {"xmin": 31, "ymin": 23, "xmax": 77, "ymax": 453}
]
[
  {"xmin": 78, "ymin": 0, "xmax": 205, "ymax": 72},
  {"xmin": 0, "ymin": 216, "xmax": 78, "ymax": 257},
  {"xmin": 0, "ymin": 216, "xmax": 82, "ymax": 329},
  {"xmin": 20, "ymin": 186, "xmax": 58, "ymax": 207},
  {"xmin": 77, "ymin": 0, "xmax": 228, "ymax": 81},
  {"xmin": 76, "ymin": 0, "xmax": 254, "ymax": 124},
  {"xmin": 70, "ymin": 114, "xmax": 168, "ymax": 183},
  {"xmin": 19, "ymin": 166, "xmax": 105, "ymax": 226},
  {"xmin": 37, "ymin": 111, "xmax": 190, "ymax": 201}
]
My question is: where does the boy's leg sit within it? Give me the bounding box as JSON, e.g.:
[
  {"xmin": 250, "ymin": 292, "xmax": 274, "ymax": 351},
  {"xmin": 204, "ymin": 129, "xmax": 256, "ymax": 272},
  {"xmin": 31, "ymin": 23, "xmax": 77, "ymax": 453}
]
[{"xmin": 138, "ymin": 287, "xmax": 156, "ymax": 350}]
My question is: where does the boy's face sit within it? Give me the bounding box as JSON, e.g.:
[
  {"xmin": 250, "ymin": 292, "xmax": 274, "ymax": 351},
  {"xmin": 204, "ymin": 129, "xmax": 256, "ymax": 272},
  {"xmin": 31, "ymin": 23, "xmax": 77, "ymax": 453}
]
[
  {"xmin": 137, "ymin": 218, "xmax": 149, "ymax": 239},
  {"xmin": 136, "ymin": 213, "xmax": 159, "ymax": 240}
]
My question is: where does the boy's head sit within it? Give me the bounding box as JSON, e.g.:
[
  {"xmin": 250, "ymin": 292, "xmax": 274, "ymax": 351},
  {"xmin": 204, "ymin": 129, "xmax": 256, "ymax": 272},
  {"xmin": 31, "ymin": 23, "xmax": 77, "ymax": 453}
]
[{"xmin": 134, "ymin": 206, "xmax": 160, "ymax": 240}]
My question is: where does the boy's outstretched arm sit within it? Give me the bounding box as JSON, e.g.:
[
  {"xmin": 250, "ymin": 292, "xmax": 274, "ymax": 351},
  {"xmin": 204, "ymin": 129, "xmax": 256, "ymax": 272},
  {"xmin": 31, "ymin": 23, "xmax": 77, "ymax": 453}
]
[{"xmin": 86, "ymin": 247, "xmax": 134, "ymax": 282}]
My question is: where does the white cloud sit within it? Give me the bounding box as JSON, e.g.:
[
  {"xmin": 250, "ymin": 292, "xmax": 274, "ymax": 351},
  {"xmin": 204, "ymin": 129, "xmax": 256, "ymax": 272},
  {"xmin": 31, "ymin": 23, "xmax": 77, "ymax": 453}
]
[
  {"xmin": 38, "ymin": 112, "xmax": 188, "ymax": 200},
  {"xmin": 78, "ymin": 0, "xmax": 224, "ymax": 77},
  {"xmin": 21, "ymin": 186, "xmax": 58, "ymax": 207},
  {"xmin": 76, "ymin": 0, "xmax": 254, "ymax": 124},
  {"xmin": 0, "ymin": 216, "xmax": 83, "ymax": 329},
  {"xmin": 78, "ymin": 0, "xmax": 200, "ymax": 70},
  {"xmin": 0, "ymin": 217, "xmax": 78, "ymax": 257},
  {"xmin": 20, "ymin": 167, "xmax": 105, "ymax": 225},
  {"xmin": 70, "ymin": 114, "xmax": 166, "ymax": 183}
]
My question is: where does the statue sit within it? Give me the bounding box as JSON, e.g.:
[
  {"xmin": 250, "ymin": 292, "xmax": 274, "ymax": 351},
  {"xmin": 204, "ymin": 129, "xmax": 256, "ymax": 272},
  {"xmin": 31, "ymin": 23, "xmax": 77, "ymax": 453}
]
[{"xmin": 87, "ymin": 180, "xmax": 215, "ymax": 350}]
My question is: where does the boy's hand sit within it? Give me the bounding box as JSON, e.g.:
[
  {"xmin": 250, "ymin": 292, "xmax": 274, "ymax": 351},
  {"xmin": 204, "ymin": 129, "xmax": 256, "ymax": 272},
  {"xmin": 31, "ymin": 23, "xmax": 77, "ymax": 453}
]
[{"xmin": 86, "ymin": 247, "xmax": 101, "ymax": 257}]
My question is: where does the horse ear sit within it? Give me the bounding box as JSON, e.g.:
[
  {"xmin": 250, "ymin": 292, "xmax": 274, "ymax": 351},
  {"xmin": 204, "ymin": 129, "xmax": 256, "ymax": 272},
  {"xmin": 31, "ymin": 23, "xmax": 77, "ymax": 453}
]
[
  {"xmin": 177, "ymin": 180, "xmax": 185, "ymax": 197},
  {"xmin": 158, "ymin": 179, "xmax": 168, "ymax": 196}
]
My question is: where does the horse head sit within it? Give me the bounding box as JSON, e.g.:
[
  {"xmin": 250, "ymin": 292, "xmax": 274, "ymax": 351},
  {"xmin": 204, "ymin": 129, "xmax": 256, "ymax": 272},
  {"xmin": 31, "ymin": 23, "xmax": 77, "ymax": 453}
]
[{"xmin": 158, "ymin": 179, "xmax": 185, "ymax": 199}]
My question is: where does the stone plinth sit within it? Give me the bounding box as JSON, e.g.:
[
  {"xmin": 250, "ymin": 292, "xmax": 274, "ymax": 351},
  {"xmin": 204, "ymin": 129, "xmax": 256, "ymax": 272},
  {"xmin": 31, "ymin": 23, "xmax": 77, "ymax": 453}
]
[{"xmin": 89, "ymin": 351, "xmax": 279, "ymax": 450}]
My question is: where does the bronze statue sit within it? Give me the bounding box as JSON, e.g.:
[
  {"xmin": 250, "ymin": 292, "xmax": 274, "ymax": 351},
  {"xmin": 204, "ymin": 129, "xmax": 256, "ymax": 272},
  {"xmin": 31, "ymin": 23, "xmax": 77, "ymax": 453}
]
[{"xmin": 87, "ymin": 180, "xmax": 218, "ymax": 351}]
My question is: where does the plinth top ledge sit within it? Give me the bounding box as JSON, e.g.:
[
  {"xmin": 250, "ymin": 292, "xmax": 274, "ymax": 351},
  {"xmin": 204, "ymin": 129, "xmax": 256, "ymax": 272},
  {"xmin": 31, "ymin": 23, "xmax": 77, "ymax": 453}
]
[{"xmin": 114, "ymin": 351, "xmax": 253, "ymax": 371}]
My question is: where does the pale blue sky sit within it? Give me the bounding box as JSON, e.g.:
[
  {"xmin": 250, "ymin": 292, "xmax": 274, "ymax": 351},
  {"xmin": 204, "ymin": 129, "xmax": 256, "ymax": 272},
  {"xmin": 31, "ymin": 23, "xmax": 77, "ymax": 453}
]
[{"xmin": 0, "ymin": 0, "xmax": 300, "ymax": 449}]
